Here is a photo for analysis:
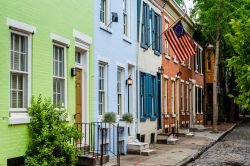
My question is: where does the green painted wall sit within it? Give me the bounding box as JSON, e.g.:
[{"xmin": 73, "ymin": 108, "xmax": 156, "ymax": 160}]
[{"xmin": 0, "ymin": 1, "xmax": 94, "ymax": 165}]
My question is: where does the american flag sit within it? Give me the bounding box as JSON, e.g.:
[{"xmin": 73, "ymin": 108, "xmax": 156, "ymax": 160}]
[{"xmin": 165, "ymin": 21, "xmax": 195, "ymax": 62}]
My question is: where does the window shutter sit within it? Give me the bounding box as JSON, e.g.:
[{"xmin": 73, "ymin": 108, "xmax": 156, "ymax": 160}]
[
  {"xmin": 146, "ymin": 74, "xmax": 152, "ymax": 117},
  {"xmin": 159, "ymin": 16, "xmax": 162, "ymax": 54},
  {"xmin": 146, "ymin": 4, "xmax": 150, "ymax": 47},
  {"xmin": 137, "ymin": 0, "xmax": 141, "ymax": 41},
  {"xmin": 155, "ymin": 76, "xmax": 159, "ymax": 117},
  {"xmin": 151, "ymin": 9, "xmax": 155, "ymax": 50}
]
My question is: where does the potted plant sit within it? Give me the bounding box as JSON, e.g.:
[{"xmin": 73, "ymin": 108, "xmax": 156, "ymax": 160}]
[
  {"xmin": 102, "ymin": 112, "xmax": 116, "ymax": 128},
  {"xmin": 119, "ymin": 113, "xmax": 133, "ymax": 127}
]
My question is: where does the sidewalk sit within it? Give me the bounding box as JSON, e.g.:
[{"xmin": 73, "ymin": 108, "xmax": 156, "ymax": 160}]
[{"xmin": 120, "ymin": 123, "xmax": 236, "ymax": 166}]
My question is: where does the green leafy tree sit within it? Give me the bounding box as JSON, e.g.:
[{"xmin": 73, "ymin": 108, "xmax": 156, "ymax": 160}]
[
  {"xmin": 226, "ymin": 18, "xmax": 250, "ymax": 111},
  {"xmin": 191, "ymin": 0, "xmax": 245, "ymax": 132},
  {"xmin": 25, "ymin": 96, "xmax": 81, "ymax": 166}
]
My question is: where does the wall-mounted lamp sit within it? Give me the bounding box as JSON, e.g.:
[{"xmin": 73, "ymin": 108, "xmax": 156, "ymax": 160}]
[
  {"xmin": 126, "ymin": 76, "xmax": 133, "ymax": 86},
  {"xmin": 108, "ymin": 12, "xmax": 119, "ymax": 27},
  {"xmin": 71, "ymin": 68, "xmax": 76, "ymax": 77},
  {"xmin": 158, "ymin": 66, "xmax": 164, "ymax": 75}
]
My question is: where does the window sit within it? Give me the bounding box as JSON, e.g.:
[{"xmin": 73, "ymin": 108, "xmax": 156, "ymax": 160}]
[
  {"xmin": 141, "ymin": 2, "xmax": 150, "ymax": 48},
  {"xmin": 164, "ymin": 78, "xmax": 168, "ymax": 114},
  {"xmin": 75, "ymin": 51, "xmax": 82, "ymax": 64},
  {"xmin": 123, "ymin": 0, "xmax": 129, "ymax": 37},
  {"xmin": 10, "ymin": 33, "xmax": 29, "ymax": 110},
  {"xmin": 207, "ymin": 56, "xmax": 211, "ymax": 71},
  {"xmin": 100, "ymin": 0, "xmax": 108, "ymax": 25},
  {"xmin": 151, "ymin": 76, "xmax": 155, "ymax": 116},
  {"xmin": 99, "ymin": 63, "xmax": 106, "ymax": 115},
  {"xmin": 171, "ymin": 80, "xmax": 175, "ymax": 115},
  {"xmin": 152, "ymin": 9, "xmax": 162, "ymax": 55},
  {"xmin": 140, "ymin": 72, "xmax": 146, "ymax": 119},
  {"xmin": 188, "ymin": 57, "xmax": 191, "ymax": 69},
  {"xmin": 53, "ymin": 45, "xmax": 66, "ymax": 107},
  {"xmin": 117, "ymin": 68, "xmax": 123, "ymax": 115},
  {"xmin": 186, "ymin": 84, "xmax": 189, "ymax": 112},
  {"xmin": 181, "ymin": 82, "xmax": 184, "ymax": 111},
  {"xmin": 165, "ymin": 40, "xmax": 169, "ymax": 58}
]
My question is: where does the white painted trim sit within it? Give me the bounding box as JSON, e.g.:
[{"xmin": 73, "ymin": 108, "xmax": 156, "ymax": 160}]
[
  {"xmin": 180, "ymin": 79, "xmax": 184, "ymax": 83},
  {"xmin": 127, "ymin": 60, "xmax": 136, "ymax": 66},
  {"xmin": 9, "ymin": 116, "xmax": 30, "ymax": 125},
  {"xmin": 116, "ymin": 62, "xmax": 126, "ymax": 69},
  {"xmin": 50, "ymin": 33, "xmax": 70, "ymax": 47},
  {"xmin": 73, "ymin": 29, "xmax": 92, "ymax": 45},
  {"xmin": 171, "ymin": 77, "xmax": 176, "ymax": 81},
  {"xmin": 100, "ymin": 23, "xmax": 112, "ymax": 34},
  {"xmin": 97, "ymin": 56, "xmax": 110, "ymax": 64},
  {"xmin": 186, "ymin": 81, "xmax": 189, "ymax": 85},
  {"xmin": 7, "ymin": 18, "xmax": 36, "ymax": 34},
  {"xmin": 123, "ymin": 35, "xmax": 132, "ymax": 44},
  {"xmin": 164, "ymin": 75, "xmax": 169, "ymax": 79}
]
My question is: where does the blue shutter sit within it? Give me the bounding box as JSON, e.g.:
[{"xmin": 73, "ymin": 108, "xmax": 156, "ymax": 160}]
[
  {"xmin": 146, "ymin": 4, "xmax": 150, "ymax": 47},
  {"xmin": 137, "ymin": 0, "xmax": 141, "ymax": 41},
  {"xmin": 151, "ymin": 9, "xmax": 155, "ymax": 50},
  {"xmin": 159, "ymin": 15, "xmax": 162, "ymax": 54},
  {"xmin": 146, "ymin": 74, "xmax": 152, "ymax": 117}
]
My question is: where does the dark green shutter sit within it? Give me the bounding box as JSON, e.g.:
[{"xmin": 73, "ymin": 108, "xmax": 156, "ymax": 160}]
[
  {"xmin": 151, "ymin": 9, "xmax": 155, "ymax": 50},
  {"xmin": 146, "ymin": 4, "xmax": 150, "ymax": 47}
]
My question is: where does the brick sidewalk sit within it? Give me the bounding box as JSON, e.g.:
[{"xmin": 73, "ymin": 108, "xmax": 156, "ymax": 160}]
[{"xmin": 119, "ymin": 123, "xmax": 236, "ymax": 166}]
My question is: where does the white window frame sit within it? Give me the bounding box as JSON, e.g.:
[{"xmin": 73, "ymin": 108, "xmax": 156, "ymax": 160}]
[
  {"xmin": 180, "ymin": 81, "xmax": 184, "ymax": 112},
  {"xmin": 100, "ymin": 0, "xmax": 111, "ymax": 32},
  {"xmin": 200, "ymin": 49, "xmax": 203, "ymax": 75},
  {"xmin": 98, "ymin": 62, "xmax": 108, "ymax": 115},
  {"xmin": 165, "ymin": 40, "xmax": 170, "ymax": 59},
  {"xmin": 171, "ymin": 79, "xmax": 175, "ymax": 115},
  {"xmin": 123, "ymin": 0, "xmax": 130, "ymax": 38},
  {"xmin": 164, "ymin": 77, "xmax": 168, "ymax": 114},
  {"xmin": 53, "ymin": 43, "xmax": 67, "ymax": 108},
  {"xmin": 195, "ymin": 44, "xmax": 198, "ymax": 72},
  {"xmin": 174, "ymin": 55, "xmax": 178, "ymax": 64},
  {"xmin": 117, "ymin": 67, "xmax": 124, "ymax": 115},
  {"xmin": 188, "ymin": 57, "xmax": 191, "ymax": 70},
  {"xmin": 186, "ymin": 82, "xmax": 189, "ymax": 112},
  {"xmin": 10, "ymin": 31, "xmax": 32, "ymax": 112}
]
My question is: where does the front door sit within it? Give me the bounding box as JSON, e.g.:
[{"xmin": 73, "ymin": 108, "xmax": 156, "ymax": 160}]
[{"xmin": 75, "ymin": 68, "xmax": 82, "ymax": 124}]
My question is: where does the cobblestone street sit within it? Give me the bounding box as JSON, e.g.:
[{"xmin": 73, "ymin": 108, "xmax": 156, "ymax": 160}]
[{"xmin": 188, "ymin": 118, "xmax": 250, "ymax": 166}]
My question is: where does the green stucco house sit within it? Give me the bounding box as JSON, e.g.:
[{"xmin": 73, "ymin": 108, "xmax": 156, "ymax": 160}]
[{"xmin": 0, "ymin": 1, "xmax": 94, "ymax": 164}]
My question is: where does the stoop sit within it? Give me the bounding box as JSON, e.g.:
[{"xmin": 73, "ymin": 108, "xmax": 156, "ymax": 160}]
[{"xmin": 141, "ymin": 149, "xmax": 156, "ymax": 156}]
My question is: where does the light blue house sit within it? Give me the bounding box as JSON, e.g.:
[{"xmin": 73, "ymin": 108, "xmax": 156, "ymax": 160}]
[{"xmin": 93, "ymin": 0, "xmax": 137, "ymax": 154}]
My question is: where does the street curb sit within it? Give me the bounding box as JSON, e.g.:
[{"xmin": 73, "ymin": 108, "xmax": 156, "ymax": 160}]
[{"xmin": 176, "ymin": 122, "xmax": 241, "ymax": 166}]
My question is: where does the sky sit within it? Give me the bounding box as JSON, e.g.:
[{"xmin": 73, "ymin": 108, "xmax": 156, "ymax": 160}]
[{"xmin": 183, "ymin": 0, "xmax": 194, "ymax": 15}]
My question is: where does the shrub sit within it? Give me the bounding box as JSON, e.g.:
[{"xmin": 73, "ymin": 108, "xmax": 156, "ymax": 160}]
[
  {"xmin": 25, "ymin": 95, "xmax": 81, "ymax": 166},
  {"xmin": 121, "ymin": 113, "xmax": 133, "ymax": 123},
  {"xmin": 103, "ymin": 112, "xmax": 116, "ymax": 123}
]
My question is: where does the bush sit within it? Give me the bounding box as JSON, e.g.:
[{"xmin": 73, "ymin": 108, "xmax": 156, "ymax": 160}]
[
  {"xmin": 121, "ymin": 113, "xmax": 133, "ymax": 123},
  {"xmin": 25, "ymin": 95, "xmax": 81, "ymax": 166},
  {"xmin": 103, "ymin": 112, "xmax": 116, "ymax": 123}
]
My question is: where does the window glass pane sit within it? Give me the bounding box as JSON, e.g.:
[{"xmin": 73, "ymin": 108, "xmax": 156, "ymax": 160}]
[
  {"xmin": 11, "ymin": 91, "xmax": 17, "ymax": 108},
  {"xmin": 18, "ymin": 91, "xmax": 23, "ymax": 108},
  {"xmin": 18, "ymin": 75, "xmax": 23, "ymax": 90},
  {"xmin": 14, "ymin": 35, "xmax": 19, "ymax": 52}
]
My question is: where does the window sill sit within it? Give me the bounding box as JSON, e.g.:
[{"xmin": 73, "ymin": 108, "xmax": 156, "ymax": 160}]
[
  {"xmin": 100, "ymin": 23, "xmax": 112, "ymax": 34},
  {"xmin": 188, "ymin": 67, "xmax": 191, "ymax": 70},
  {"xmin": 172, "ymin": 114, "xmax": 176, "ymax": 118},
  {"xmin": 154, "ymin": 50, "xmax": 161, "ymax": 56},
  {"xmin": 123, "ymin": 36, "xmax": 132, "ymax": 44},
  {"xmin": 165, "ymin": 55, "xmax": 171, "ymax": 60},
  {"xmin": 174, "ymin": 60, "xmax": 178, "ymax": 64},
  {"xmin": 181, "ymin": 63, "xmax": 186, "ymax": 67},
  {"xmin": 9, "ymin": 115, "xmax": 30, "ymax": 125},
  {"xmin": 195, "ymin": 70, "xmax": 199, "ymax": 74},
  {"xmin": 150, "ymin": 116, "xmax": 157, "ymax": 121},
  {"xmin": 200, "ymin": 73, "xmax": 203, "ymax": 76}
]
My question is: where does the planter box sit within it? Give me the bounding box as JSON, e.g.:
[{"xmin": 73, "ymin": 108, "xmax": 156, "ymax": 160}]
[{"xmin": 118, "ymin": 121, "xmax": 132, "ymax": 127}]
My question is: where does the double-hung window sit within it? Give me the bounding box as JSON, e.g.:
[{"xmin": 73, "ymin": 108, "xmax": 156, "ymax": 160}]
[
  {"xmin": 152, "ymin": 9, "xmax": 162, "ymax": 55},
  {"xmin": 100, "ymin": 0, "xmax": 107, "ymax": 25},
  {"xmin": 141, "ymin": 2, "xmax": 150, "ymax": 48},
  {"xmin": 164, "ymin": 78, "xmax": 168, "ymax": 114},
  {"xmin": 10, "ymin": 33, "xmax": 29, "ymax": 110},
  {"xmin": 186, "ymin": 84, "xmax": 189, "ymax": 112},
  {"xmin": 123, "ymin": 0, "xmax": 130, "ymax": 37},
  {"xmin": 171, "ymin": 80, "xmax": 175, "ymax": 115},
  {"xmin": 53, "ymin": 45, "xmax": 66, "ymax": 107},
  {"xmin": 181, "ymin": 82, "xmax": 184, "ymax": 112},
  {"xmin": 117, "ymin": 68, "xmax": 123, "ymax": 115},
  {"xmin": 99, "ymin": 63, "xmax": 106, "ymax": 115}
]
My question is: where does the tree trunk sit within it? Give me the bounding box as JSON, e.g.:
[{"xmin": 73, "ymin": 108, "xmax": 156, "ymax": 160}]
[{"xmin": 213, "ymin": 37, "xmax": 220, "ymax": 132}]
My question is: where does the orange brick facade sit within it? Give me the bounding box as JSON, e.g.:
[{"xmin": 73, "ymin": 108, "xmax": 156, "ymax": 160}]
[{"xmin": 159, "ymin": 2, "xmax": 204, "ymax": 134}]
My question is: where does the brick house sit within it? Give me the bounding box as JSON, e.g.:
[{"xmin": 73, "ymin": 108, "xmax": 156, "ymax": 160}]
[{"xmin": 157, "ymin": 0, "xmax": 204, "ymax": 135}]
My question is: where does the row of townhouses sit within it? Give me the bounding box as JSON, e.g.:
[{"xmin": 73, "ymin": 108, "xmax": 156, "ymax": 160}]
[{"xmin": 0, "ymin": 0, "xmax": 204, "ymax": 165}]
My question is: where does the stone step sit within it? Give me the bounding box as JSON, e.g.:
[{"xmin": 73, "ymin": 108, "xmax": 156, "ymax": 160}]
[
  {"xmin": 141, "ymin": 149, "xmax": 156, "ymax": 156},
  {"xmin": 167, "ymin": 138, "xmax": 179, "ymax": 145},
  {"xmin": 127, "ymin": 142, "xmax": 149, "ymax": 154},
  {"xmin": 185, "ymin": 133, "xmax": 194, "ymax": 138}
]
